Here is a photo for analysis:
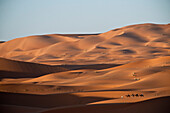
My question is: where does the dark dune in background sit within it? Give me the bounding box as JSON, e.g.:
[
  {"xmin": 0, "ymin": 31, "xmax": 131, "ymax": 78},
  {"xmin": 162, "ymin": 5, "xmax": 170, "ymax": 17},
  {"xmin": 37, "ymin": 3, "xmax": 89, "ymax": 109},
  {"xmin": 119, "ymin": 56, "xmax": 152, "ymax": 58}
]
[
  {"xmin": 0, "ymin": 23, "xmax": 170, "ymax": 113},
  {"xmin": 0, "ymin": 41, "xmax": 5, "ymax": 43}
]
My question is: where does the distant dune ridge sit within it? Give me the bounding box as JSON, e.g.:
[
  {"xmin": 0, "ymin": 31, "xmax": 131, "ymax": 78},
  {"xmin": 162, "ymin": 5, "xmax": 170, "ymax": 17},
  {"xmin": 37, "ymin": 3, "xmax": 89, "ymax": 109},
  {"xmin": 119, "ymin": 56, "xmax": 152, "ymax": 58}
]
[
  {"xmin": 0, "ymin": 23, "xmax": 169, "ymax": 65},
  {"xmin": 0, "ymin": 23, "xmax": 170, "ymax": 113}
]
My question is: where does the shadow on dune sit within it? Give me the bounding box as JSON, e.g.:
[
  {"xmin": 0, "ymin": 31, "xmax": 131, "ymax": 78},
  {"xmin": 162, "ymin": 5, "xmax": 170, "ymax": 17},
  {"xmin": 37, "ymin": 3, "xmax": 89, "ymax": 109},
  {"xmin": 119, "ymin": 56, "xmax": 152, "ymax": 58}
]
[
  {"xmin": 58, "ymin": 63, "xmax": 122, "ymax": 70},
  {"xmin": 41, "ymin": 96, "xmax": 170, "ymax": 113},
  {"xmin": 0, "ymin": 57, "xmax": 68, "ymax": 79},
  {"xmin": 83, "ymin": 88, "xmax": 137, "ymax": 93},
  {"xmin": 0, "ymin": 57, "xmax": 122, "ymax": 80},
  {"xmin": 0, "ymin": 92, "xmax": 112, "ymax": 108},
  {"xmin": 117, "ymin": 32, "xmax": 148, "ymax": 42},
  {"xmin": 0, "ymin": 71, "xmax": 40, "ymax": 79}
]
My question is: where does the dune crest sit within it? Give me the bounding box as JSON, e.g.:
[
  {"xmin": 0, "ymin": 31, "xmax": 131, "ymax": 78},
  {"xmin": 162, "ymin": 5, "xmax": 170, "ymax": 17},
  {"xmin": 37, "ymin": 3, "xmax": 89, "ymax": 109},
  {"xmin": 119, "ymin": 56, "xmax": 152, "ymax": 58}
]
[{"xmin": 0, "ymin": 23, "xmax": 169, "ymax": 65}]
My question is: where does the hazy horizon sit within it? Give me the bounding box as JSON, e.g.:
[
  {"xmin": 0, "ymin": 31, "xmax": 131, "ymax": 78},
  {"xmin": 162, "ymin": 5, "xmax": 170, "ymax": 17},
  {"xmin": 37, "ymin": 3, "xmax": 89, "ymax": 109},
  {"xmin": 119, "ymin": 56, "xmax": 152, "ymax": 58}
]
[{"xmin": 0, "ymin": 0, "xmax": 170, "ymax": 41}]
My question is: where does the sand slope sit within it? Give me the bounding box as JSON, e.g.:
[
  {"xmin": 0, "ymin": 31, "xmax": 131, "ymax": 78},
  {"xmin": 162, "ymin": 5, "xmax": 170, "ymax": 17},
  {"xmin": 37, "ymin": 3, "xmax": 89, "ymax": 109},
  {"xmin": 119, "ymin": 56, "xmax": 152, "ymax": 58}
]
[
  {"xmin": 0, "ymin": 23, "xmax": 169, "ymax": 65},
  {"xmin": 0, "ymin": 23, "xmax": 170, "ymax": 113},
  {"xmin": 40, "ymin": 96, "xmax": 170, "ymax": 113},
  {"xmin": 0, "ymin": 57, "xmax": 68, "ymax": 79}
]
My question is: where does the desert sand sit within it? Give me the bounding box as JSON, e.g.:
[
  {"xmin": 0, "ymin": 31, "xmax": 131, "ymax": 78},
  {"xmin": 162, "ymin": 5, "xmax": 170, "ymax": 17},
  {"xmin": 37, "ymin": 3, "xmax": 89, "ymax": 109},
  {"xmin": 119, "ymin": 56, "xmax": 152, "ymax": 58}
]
[{"xmin": 0, "ymin": 23, "xmax": 170, "ymax": 113}]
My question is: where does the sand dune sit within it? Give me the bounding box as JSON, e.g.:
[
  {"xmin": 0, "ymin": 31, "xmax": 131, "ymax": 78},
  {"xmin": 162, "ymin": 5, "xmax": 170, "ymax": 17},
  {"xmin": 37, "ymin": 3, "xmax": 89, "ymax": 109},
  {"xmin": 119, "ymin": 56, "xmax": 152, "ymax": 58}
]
[
  {"xmin": 0, "ymin": 23, "xmax": 169, "ymax": 65},
  {"xmin": 40, "ymin": 96, "xmax": 170, "ymax": 113},
  {"xmin": 0, "ymin": 23, "xmax": 170, "ymax": 113},
  {"xmin": 0, "ymin": 57, "xmax": 68, "ymax": 79},
  {"xmin": 0, "ymin": 105, "xmax": 43, "ymax": 113}
]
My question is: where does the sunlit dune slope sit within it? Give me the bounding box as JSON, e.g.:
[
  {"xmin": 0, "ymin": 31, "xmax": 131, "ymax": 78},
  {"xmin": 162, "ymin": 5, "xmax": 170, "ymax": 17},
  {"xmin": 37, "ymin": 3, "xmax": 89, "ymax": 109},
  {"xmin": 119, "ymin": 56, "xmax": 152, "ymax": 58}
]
[
  {"xmin": 22, "ymin": 56, "xmax": 170, "ymax": 89},
  {"xmin": 0, "ymin": 23, "xmax": 169, "ymax": 65},
  {"xmin": 1, "ymin": 56, "xmax": 169, "ymax": 95}
]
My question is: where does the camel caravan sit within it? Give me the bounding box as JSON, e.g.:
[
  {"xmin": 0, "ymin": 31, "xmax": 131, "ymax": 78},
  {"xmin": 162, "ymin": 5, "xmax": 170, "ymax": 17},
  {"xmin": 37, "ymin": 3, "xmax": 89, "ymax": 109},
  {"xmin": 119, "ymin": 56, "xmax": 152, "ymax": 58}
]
[
  {"xmin": 121, "ymin": 94, "xmax": 144, "ymax": 98},
  {"xmin": 126, "ymin": 94, "xmax": 144, "ymax": 97}
]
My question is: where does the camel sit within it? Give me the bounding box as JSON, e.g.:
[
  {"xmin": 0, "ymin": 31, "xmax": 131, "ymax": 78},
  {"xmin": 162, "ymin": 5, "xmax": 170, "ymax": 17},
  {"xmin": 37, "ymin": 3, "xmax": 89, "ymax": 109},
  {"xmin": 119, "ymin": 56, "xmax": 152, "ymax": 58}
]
[
  {"xmin": 135, "ymin": 94, "xmax": 139, "ymax": 97},
  {"xmin": 131, "ymin": 94, "xmax": 135, "ymax": 97},
  {"xmin": 140, "ymin": 94, "xmax": 144, "ymax": 97},
  {"xmin": 126, "ymin": 94, "xmax": 131, "ymax": 97}
]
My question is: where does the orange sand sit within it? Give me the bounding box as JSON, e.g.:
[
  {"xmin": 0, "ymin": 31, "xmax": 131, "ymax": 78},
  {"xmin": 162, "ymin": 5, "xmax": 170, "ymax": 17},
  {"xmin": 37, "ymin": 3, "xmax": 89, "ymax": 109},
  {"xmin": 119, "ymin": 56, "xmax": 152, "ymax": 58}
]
[{"xmin": 0, "ymin": 23, "xmax": 170, "ymax": 113}]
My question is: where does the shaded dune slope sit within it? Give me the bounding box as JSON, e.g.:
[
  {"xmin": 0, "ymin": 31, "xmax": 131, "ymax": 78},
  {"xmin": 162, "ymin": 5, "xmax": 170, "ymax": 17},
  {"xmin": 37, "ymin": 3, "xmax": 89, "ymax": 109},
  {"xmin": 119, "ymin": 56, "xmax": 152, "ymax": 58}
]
[
  {"xmin": 0, "ymin": 57, "xmax": 68, "ymax": 78},
  {"xmin": 40, "ymin": 96, "xmax": 170, "ymax": 113},
  {"xmin": 0, "ymin": 91, "xmax": 111, "ymax": 108}
]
